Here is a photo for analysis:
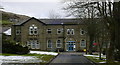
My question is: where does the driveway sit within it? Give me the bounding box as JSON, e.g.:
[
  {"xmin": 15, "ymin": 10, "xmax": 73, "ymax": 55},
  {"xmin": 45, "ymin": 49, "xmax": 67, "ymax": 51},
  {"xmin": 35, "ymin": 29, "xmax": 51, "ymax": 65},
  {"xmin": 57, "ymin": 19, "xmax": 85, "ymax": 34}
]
[{"xmin": 49, "ymin": 52, "xmax": 96, "ymax": 65}]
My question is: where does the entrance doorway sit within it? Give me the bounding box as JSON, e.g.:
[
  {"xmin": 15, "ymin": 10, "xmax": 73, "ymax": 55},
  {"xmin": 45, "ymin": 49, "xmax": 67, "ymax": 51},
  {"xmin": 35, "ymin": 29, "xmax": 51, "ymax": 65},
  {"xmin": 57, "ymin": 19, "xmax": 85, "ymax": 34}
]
[{"xmin": 66, "ymin": 41, "xmax": 76, "ymax": 51}]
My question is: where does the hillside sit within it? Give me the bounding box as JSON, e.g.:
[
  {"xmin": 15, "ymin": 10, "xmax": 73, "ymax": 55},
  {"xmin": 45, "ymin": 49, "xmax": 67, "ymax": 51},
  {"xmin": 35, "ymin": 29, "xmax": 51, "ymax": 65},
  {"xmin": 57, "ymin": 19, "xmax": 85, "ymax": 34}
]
[{"xmin": 1, "ymin": 10, "xmax": 30, "ymax": 26}]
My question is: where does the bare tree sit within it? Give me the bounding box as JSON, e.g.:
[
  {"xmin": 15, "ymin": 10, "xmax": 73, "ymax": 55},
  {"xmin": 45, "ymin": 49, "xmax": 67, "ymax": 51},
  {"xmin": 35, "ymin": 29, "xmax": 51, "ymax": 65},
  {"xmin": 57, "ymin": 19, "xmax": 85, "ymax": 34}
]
[
  {"xmin": 48, "ymin": 10, "xmax": 61, "ymax": 19},
  {"xmin": 63, "ymin": 0, "xmax": 120, "ymax": 63},
  {"xmin": 63, "ymin": 1, "xmax": 99, "ymax": 55}
]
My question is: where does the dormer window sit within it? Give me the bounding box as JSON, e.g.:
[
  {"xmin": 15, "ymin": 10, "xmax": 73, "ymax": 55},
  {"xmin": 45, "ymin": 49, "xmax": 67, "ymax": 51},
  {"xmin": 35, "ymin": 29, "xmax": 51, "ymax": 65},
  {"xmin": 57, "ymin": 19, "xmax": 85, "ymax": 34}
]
[{"xmin": 29, "ymin": 24, "xmax": 38, "ymax": 35}]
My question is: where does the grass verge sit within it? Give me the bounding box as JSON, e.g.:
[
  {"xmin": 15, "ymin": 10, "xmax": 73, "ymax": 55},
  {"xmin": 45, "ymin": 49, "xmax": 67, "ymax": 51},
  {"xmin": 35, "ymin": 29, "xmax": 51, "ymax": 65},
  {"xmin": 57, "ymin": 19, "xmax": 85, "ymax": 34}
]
[
  {"xmin": 86, "ymin": 56, "xmax": 120, "ymax": 65},
  {"xmin": 1, "ymin": 53, "xmax": 56, "ymax": 63}
]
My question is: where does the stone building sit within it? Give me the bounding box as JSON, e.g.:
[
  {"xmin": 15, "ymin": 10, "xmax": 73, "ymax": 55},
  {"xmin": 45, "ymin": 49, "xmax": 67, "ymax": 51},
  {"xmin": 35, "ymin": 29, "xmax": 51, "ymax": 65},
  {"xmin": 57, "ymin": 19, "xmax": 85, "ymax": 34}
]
[{"xmin": 12, "ymin": 17, "xmax": 89, "ymax": 52}]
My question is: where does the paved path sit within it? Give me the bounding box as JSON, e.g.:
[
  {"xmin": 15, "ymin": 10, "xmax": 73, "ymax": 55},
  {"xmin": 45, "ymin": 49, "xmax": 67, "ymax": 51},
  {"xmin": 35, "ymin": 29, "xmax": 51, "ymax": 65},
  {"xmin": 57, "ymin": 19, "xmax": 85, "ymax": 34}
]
[{"xmin": 49, "ymin": 52, "xmax": 96, "ymax": 65}]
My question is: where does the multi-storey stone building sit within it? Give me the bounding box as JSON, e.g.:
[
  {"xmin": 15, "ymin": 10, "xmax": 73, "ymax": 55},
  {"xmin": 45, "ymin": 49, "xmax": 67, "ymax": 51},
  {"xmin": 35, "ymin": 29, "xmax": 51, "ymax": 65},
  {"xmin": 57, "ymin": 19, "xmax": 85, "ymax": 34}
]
[{"xmin": 12, "ymin": 17, "xmax": 89, "ymax": 52}]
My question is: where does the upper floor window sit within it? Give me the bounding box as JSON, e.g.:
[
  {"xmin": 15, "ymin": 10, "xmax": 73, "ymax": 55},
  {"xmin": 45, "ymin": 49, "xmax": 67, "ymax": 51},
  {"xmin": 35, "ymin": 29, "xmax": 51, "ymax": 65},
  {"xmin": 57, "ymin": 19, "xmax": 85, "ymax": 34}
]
[
  {"xmin": 57, "ymin": 28, "xmax": 63, "ymax": 34},
  {"xmin": 16, "ymin": 30, "xmax": 21, "ymax": 35},
  {"xmin": 56, "ymin": 40, "xmax": 62, "ymax": 48},
  {"xmin": 29, "ymin": 24, "xmax": 38, "ymax": 35},
  {"xmin": 47, "ymin": 40, "xmax": 52, "ymax": 48},
  {"xmin": 80, "ymin": 40, "xmax": 86, "ymax": 47},
  {"xmin": 67, "ymin": 29, "xmax": 74, "ymax": 35},
  {"xmin": 80, "ymin": 28, "xmax": 85, "ymax": 35},
  {"xmin": 47, "ymin": 29, "xmax": 52, "ymax": 34}
]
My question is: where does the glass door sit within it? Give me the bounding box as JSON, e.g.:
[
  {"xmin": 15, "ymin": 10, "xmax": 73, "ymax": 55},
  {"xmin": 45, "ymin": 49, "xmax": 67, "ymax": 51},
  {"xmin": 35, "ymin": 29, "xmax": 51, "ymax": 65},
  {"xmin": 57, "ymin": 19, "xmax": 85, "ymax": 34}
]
[{"xmin": 66, "ymin": 41, "xmax": 75, "ymax": 51}]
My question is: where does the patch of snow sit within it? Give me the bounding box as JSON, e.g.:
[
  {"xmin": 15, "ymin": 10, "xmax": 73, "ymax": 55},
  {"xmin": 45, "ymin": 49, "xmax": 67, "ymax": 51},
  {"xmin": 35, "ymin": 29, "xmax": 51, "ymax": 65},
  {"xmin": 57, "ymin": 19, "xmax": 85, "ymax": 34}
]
[
  {"xmin": 95, "ymin": 58, "xmax": 99, "ymax": 59},
  {"xmin": 99, "ymin": 61, "xmax": 106, "ymax": 63},
  {"xmin": 0, "ymin": 56, "xmax": 42, "ymax": 63},
  {"xmin": 3, "ymin": 28, "xmax": 11, "ymax": 35},
  {"xmin": 30, "ymin": 51, "xmax": 58, "ymax": 56},
  {"xmin": 84, "ymin": 54, "xmax": 106, "ymax": 58},
  {"xmin": 114, "ymin": 61, "xmax": 118, "ymax": 62}
]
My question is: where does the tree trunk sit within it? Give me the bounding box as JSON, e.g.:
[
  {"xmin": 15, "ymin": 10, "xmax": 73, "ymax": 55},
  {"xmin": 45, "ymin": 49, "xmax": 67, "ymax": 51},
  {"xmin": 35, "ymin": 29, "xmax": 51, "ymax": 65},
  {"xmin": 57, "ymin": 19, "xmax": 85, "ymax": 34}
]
[
  {"xmin": 89, "ymin": 36, "xmax": 94, "ymax": 55},
  {"xmin": 106, "ymin": 32, "xmax": 115, "ymax": 63}
]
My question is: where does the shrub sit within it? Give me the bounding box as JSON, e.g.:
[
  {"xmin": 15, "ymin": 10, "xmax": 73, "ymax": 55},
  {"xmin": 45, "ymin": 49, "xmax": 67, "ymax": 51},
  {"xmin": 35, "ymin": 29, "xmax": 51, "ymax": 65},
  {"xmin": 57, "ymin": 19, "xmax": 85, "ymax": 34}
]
[
  {"xmin": 2, "ymin": 40, "xmax": 29, "ymax": 54},
  {"xmin": 114, "ymin": 51, "xmax": 120, "ymax": 61}
]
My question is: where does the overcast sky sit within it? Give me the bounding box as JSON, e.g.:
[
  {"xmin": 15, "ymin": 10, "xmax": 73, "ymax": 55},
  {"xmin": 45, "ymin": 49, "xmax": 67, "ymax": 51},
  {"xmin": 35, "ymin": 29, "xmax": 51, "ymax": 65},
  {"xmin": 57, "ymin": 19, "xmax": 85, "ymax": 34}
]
[{"xmin": 1, "ymin": 0, "xmax": 70, "ymax": 18}]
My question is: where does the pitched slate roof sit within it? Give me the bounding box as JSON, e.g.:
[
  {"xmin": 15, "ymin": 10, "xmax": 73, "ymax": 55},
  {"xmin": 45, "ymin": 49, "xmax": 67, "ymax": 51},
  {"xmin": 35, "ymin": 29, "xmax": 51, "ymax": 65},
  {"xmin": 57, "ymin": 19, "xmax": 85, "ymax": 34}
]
[{"xmin": 13, "ymin": 17, "xmax": 84, "ymax": 25}]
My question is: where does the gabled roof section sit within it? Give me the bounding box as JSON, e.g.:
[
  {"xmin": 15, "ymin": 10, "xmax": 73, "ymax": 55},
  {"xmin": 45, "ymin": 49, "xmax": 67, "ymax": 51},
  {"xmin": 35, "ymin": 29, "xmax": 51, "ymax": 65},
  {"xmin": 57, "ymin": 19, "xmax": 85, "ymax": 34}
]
[{"xmin": 14, "ymin": 17, "xmax": 46, "ymax": 26}]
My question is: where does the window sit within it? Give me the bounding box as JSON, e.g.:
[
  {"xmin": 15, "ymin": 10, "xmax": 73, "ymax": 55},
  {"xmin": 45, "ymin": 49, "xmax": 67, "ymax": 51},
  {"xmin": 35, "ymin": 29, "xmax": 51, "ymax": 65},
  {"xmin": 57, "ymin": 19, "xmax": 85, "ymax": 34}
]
[
  {"xmin": 27, "ymin": 41, "xmax": 31, "ymax": 49},
  {"xmin": 80, "ymin": 28, "xmax": 85, "ymax": 35},
  {"xmin": 47, "ymin": 29, "xmax": 52, "ymax": 34},
  {"xmin": 34, "ymin": 26, "xmax": 38, "ymax": 35},
  {"xmin": 67, "ymin": 29, "xmax": 71, "ymax": 35},
  {"xmin": 27, "ymin": 39, "xmax": 40, "ymax": 49},
  {"xmin": 29, "ymin": 24, "xmax": 38, "ymax": 35},
  {"xmin": 80, "ymin": 40, "xmax": 86, "ymax": 47},
  {"xmin": 31, "ymin": 41, "xmax": 35, "ymax": 49},
  {"xmin": 67, "ymin": 29, "xmax": 74, "ymax": 35},
  {"xmin": 56, "ymin": 40, "xmax": 62, "ymax": 48},
  {"xmin": 34, "ymin": 40, "xmax": 40, "ymax": 49},
  {"xmin": 16, "ymin": 30, "xmax": 21, "ymax": 35},
  {"xmin": 47, "ymin": 40, "xmax": 52, "ymax": 48},
  {"xmin": 71, "ymin": 29, "xmax": 74, "ymax": 35},
  {"xmin": 57, "ymin": 28, "xmax": 63, "ymax": 34}
]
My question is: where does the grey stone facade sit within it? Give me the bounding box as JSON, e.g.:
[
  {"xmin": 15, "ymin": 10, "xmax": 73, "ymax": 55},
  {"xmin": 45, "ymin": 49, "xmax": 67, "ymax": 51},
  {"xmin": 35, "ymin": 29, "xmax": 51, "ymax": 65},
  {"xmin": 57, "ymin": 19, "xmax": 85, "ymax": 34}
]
[{"xmin": 12, "ymin": 17, "xmax": 89, "ymax": 52}]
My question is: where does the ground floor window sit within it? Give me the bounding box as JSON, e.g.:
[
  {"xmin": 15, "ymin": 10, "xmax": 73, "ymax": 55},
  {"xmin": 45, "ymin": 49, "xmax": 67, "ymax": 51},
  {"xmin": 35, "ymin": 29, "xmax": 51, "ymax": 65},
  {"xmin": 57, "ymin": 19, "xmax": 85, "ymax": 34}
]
[
  {"xmin": 56, "ymin": 40, "xmax": 62, "ymax": 48},
  {"xmin": 47, "ymin": 40, "xmax": 52, "ymax": 48},
  {"xmin": 27, "ymin": 40, "xmax": 40, "ymax": 49},
  {"xmin": 80, "ymin": 40, "xmax": 86, "ymax": 47}
]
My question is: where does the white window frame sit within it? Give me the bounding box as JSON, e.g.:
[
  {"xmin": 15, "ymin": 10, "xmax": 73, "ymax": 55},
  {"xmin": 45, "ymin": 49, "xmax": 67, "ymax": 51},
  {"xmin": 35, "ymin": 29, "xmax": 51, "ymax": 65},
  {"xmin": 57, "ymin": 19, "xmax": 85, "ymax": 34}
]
[
  {"xmin": 56, "ymin": 39, "xmax": 62, "ymax": 48},
  {"xmin": 67, "ymin": 29, "xmax": 74, "ymax": 35},
  {"xmin": 34, "ymin": 27, "xmax": 38, "ymax": 35},
  {"xmin": 80, "ymin": 39, "xmax": 86, "ymax": 47},
  {"xmin": 29, "ymin": 24, "xmax": 38, "ymax": 35},
  {"xmin": 27, "ymin": 40, "xmax": 40, "ymax": 49},
  {"xmin": 67, "ymin": 29, "xmax": 71, "ymax": 35},
  {"xmin": 57, "ymin": 28, "xmax": 63, "ymax": 34},
  {"xmin": 80, "ymin": 28, "xmax": 85, "ymax": 35},
  {"xmin": 47, "ymin": 29, "xmax": 52, "ymax": 34},
  {"xmin": 47, "ymin": 40, "xmax": 52, "ymax": 48},
  {"xmin": 31, "ymin": 40, "xmax": 36, "ymax": 49},
  {"xmin": 29, "ymin": 27, "xmax": 34, "ymax": 35},
  {"xmin": 71, "ymin": 29, "xmax": 74, "ymax": 35},
  {"xmin": 34, "ymin": 40, "xmax": 40, "ymax": 49}
]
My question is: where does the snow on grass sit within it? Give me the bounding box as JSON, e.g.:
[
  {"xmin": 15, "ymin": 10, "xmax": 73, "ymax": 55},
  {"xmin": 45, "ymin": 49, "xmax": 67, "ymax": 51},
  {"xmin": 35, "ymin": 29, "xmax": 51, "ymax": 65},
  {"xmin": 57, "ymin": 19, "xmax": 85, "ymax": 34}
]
[
  {"xmin": 99, "ymin": 61, "xmax": 106, "ymax": 63},
  {"xmin": 30, "ymin": 51, "xmax": 58, "ymax": 56},
  {"xmin": 0, "ymin": 51, "xmax": 58, "ymax": 63},
  {"xmin": 0, "ymin": 56, "xmax": 42, "ymax": 63},
  {"xmin": 84, "ymin": 54, "xmax": 106, "ymax": 58}
]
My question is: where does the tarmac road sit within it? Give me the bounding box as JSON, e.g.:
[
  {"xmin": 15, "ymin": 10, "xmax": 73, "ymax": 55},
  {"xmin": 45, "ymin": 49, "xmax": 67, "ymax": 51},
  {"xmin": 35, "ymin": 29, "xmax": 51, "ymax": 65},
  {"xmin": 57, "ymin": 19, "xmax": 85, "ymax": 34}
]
[{"xmin": 49, "ymin": 52, "xmax": 97, "ymax": 65}]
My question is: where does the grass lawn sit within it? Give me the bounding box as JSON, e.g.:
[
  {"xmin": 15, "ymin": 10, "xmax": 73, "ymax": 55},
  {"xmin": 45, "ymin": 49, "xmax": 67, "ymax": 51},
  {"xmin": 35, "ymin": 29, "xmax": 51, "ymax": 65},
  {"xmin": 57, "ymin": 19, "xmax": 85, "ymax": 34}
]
[
  {"xmin": 86, "ymin": 56, "xmax": 105, "ymax": 62},
  {"xmin": 1, "ymin": 53, "xmax": 55, "ymax": 63},
  {"xmin": 0, "ymin": 20, "xmax": 13, "ymax": 25},
  {"xmin": 86, "ymin": 56, "xmax": 120, "ymax": 65}
]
